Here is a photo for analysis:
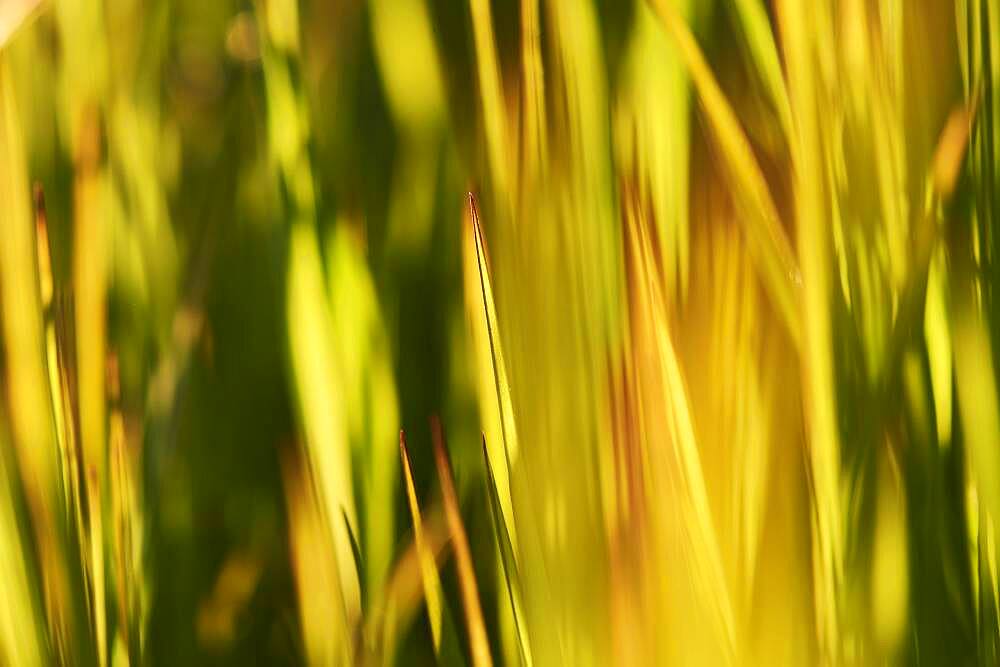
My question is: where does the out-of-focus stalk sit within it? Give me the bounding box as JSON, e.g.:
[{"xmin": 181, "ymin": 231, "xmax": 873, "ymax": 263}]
[
  {"xmin": 774, "ymin": 1, "xmax": 845, "ymax": 660},
  {"xmin": 0, "ymin": 50, "xmax": 78, "ymax": 663},
  {"xmin": 258, "ymin": 1, "xmax": 363, "ymax": 662},
  {"xmin": 0, "ymin": 51, "xmax": 49, "ymax": 666}
]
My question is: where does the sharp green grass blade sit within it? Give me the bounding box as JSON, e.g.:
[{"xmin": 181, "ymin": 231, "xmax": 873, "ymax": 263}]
[
  {"xmin": 482, "ymin": 436, "xmax": 533, "ymax": 667},
  {"xmin": 462, "ymin": 194, "xmax": 520, "ymax": 561}
]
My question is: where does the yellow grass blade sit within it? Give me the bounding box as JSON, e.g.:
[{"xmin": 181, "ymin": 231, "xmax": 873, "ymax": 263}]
[
  {"xmin": 75, "ymin": 162, "xmax": 109, "ymax": 667},
  {"xmin": 431, "ymin": 417, "xmax": 493, "ymax": 667},
  {"xmin": 468, "ymin": 0, "xmax": 510, "ymax": 205},
  {"xmin": 519, "ymin": 0, "xmax": 546, "ymax": 187},
  {"xmin": 871, "ymin": 443, "xmax": 909, "ymax": 658},
  {"xmin": 924, "ymin": 249, "xmax": 952, "ymax": 448},
  {"xmin": 399, "ymin": 431, "xmax": 444, "ymax": 653},
  {"xmin": 0, "ymin": 426, "xmax": 45, "ymax": 667},
  {"xmin": 325, "ymin": 226, "xmax": 400, "ymax": 605},
  {"xmin": 287, "ymin": 222, "xmax": 361, "ymax": 630},
  {"xmin": 615, "ymin": 3, "xmax": 691, "ymax": 301},
  {"xmin": 481, "ymin": 435, "xmax": 533, "ymax": 667},
  {"xmin": 728, "ymin": 0, "xmax": 793, "ymax": 142},
  {"xmin": 369, "ymin": 0, "xmax": 444, "ymax": 132},
  {"xmin": 954, "ymin": 309, "xmax": 1000, "ymax": 527},
  {"xmin": 366, "ymin": 502, "xmax": 456, "ymax": 664},
  {"xmin": 0, "ymin": 53, "xmax": 80, "ymax": 661},
  {"xmin": 281, "ymin": 451, "xmax": 353, "ymax": 666},
  {"xmin": 774, "ymin": 0, "xmax": 844, "ymax": 657},
  {"xmin": 462, "ymin": 194, "xmax": 520, "ymax": 561},
  {"xmin": 0, "ymin": 47, "xmax": 57, "ymax": 532},
  {"xmin": 624, "ymin": 198, "xmax": 737, "ymax": 661}
]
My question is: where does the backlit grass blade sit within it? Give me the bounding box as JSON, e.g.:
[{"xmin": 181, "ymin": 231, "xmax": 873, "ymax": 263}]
[
  {"xmin": 468, "ymin": 0, "xmax": 510, "ymax": 205},
  {"xmin": 369, "ymin": 0, "xmax": 445, "ymax": 255},
  {"xmin": 368, "ymin": 501, "xmax": 467, "ymax": 666},
  {"xmin": 431, "ymin": 417, "xmax": 493, "ymax": 667},
  {"xmin": 462, "ymin": 193, "xmax": 520, "ymax": 561},
  {"xmin": 281, "ymin": 451, "xmax": 353, "ymax": 666},
  {"xmin": 399, "ymin": 431, "xmax": 444, "ymax": 653},
  {"xmin": 924, "ymin": 246, "xmax": 953, "ymax": 449},
  {"xmin": 679, "ymin": 201, "xmax": 777, "ymax": 621},
  {"xmin": 108, "ymin": 400, "xmax": 145, "ymax": 663},
  {"xmin": 0, "ymin": 425, "xmax": 45, "ymax": 666},
  {"xmin": 325, "ymin": 226, "xmax": 400, "ymax": 606},
  {"xmin": 56, "ymin": 0, "xmax": 113, "ymax": 653},
  {"xmin": 0, "ymin": 52, "xmax": 80, "ymax": 661},
  {"xmin": 954, "ymin": 310, "xmax": 1000, "ymax": 533},
  {"xmin": 369, "ymin": 0, "xmax": 444, "ymax": 133},
  {"xmin": 727, "ymin": 0, "xmax": 794, "ymax": 142},
  {"xmin": 774, "ymin": 0, "xmax": 844, "ymax": 657},
  {"xmin": 0, "ymin": 48, "xmax": 58, "ymax": 544},
  {"xmin": 33, "ymin": 188, "xmax": 79, "ymax": 525},
  {"xmin": 871, "ymin": 443, "xmax": 909, "ymax": 658},
  {"xmin": 286, "ymin": 222, "xmax": 362, "ymax": 630},
  {"xmin": 615, "ymin": 2, "xmax": 691, "ymax": 301},
  {"xmin": 520, "ymin": 0, "xmax": 546, "ymax": 187},
  {"xmin": 623, "ymin": 194, "xmax": 737, "ymax": 661},
  {"xmin": 648, "ymin": 0, "xmax": 801, "ymax": 346},
  {"xmin": 74, "ymin": 153, "xmax": 109, "ymax": 667},
  {"xmin": 481, "ymin": 435, "xmax": 533, "ymax": 667}
]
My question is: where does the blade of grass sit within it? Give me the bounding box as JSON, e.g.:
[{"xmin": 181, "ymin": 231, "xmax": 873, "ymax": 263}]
[
  {"xmin": 35, "ymin": 187, "xmax": 94, "ymax": 635},
  {"xmin": 0, "ymin": 424, "xmax": 45, "ymax": 667},
  {"xmin": 431, "ymin": 416, "xmax": 493, "ymax": 667},
  {"xmin": 370, "ymin": 500, "xmax": 468, "ymax": 666},
  {"xmin": 774, "ymin": 0, "xmax": 844, "ymax": 657},
  {"xmin": 727, "ymin": 0, "xmax": 794, "ymax": 143},
  {"xmin": 286, "ymin": 222, "xmax": 362, "ymax": 629},
  {"xmin": 482, "ymin": 435, "xmax": 533, "ymax": 667},
  {"xmin": 954, "ymin": 310, "xmax": 1000, "ymax": 536},
  {"xmin": 462, "ymin": 193, "xmax": 520, "ymax": 561},
  {"xmin": 520, "ymin": 0, "xmax": 546, "ymax": 186},
  {"xmin": 871, "ymin": 442, "xmax": 909, "ymax": 657},
  {"xmin": 468, "ymin": 0, "xmax": 510, "ymax": 206},
  {"xmin": 34, "ymin": 187, "xmax": 76, "ymax": 522},
  {"xmin": 623, "ymin": 194, "xmax": 737, "ymax": 660},
  {"xmin": 400, "ymin": 431, "xmax": 444, "ymax": 653},
  {"xmin": 281, "ymin": 450, "xmax": 353, "ymax": 666},
  {"xmin": 0, "ymin": 52, "xmax": 82, "ymax": 663},
  {"xmin": 325, "ymin": 226, "xmax": 400, "ymax": 606},
  {"xmin": 0, "ymin": 47, "xmax": 58, "ymax": 542},
  {"xmin": 615, "ymin": 2, "xmax": 692, "ymax": 302}
]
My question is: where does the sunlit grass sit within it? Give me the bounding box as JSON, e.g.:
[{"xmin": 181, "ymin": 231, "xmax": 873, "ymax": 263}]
[{"xmin": 0, "ymin": 0, "xmax": 997, "ymax": 664}]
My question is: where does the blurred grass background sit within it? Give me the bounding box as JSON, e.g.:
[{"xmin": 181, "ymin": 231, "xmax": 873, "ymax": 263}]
[{"xmin": 0, "ymin": 0, "xmax": 996, "ymax": 664}]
